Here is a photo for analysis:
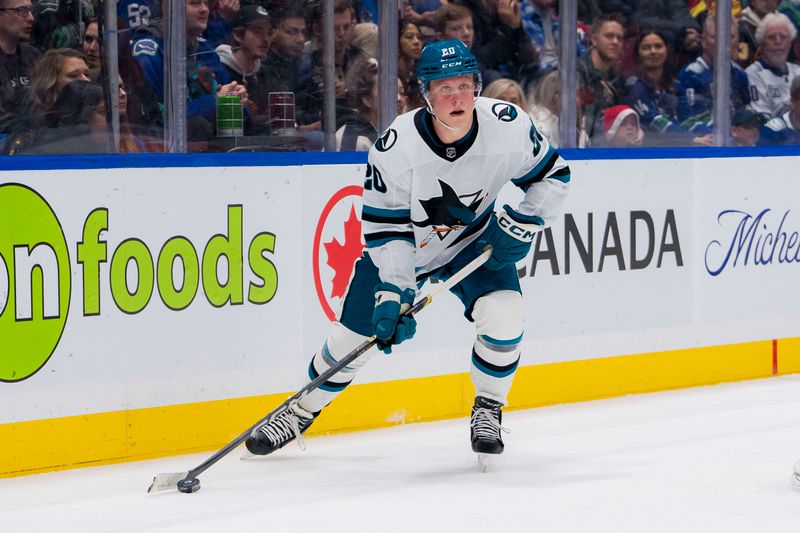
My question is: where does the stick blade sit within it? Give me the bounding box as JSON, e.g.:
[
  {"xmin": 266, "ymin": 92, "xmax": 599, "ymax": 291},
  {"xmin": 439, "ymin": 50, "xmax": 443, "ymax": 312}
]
[{"xmin": 147, "ymin": 471, "xmax": 189, "ymax": 494}]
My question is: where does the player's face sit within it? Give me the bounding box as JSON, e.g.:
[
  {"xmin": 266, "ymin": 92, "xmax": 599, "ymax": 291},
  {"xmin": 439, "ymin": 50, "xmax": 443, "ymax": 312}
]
[
  {"xmin": 82, "ymin": 22, "xmax": 100, "ymax": 68},
  {"xmin": 441, "ymin": 17, "xmax": 474, "ymax": 49},
  {"xmin": 592, "ymin": 21, "xmax": 623, "ymax": 63},
  {"xmin": 56, "ymin": 57, "xmax": 90, "ymax": 94},
  {"xmin": 273, "ymin": 17, "xmax": 306, "ymax": 59},
  {"xmin": 428, "ymin": 74, "xmax": 476, "ymax": 130},
  {"xmin": 242, "ymin": 20, "xmax": 273, "ymax": 59},
  {"xmin": 186, "ymin": 0, "xmax": 209, "ymax": 38},
  {"xmin": 0, "ymin": 0, "xmax": 34, "ymax": 42},
  {"xmin": 637, "ymin": 33, "xmax": 667, "ymax": 69}
]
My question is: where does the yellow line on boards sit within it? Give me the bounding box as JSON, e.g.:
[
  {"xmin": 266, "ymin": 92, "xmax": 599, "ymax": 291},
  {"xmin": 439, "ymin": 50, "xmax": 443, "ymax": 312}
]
[{"xmin": 1, "ymin": 338, "xmax": 798, "ymax": 478}]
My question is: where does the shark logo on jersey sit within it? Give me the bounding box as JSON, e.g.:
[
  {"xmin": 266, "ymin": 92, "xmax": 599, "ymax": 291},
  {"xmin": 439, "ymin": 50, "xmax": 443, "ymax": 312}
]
[
  {"xmin": 492, "ymin": 103, "xmax": 518, "ymax": 122},
  {"xmin": 413, "ymin": 180, "xmax": 484, "ymax": 247},
  {"xmin": 375, "ymin": 128, "xmax": 398, "ymax": 152}
]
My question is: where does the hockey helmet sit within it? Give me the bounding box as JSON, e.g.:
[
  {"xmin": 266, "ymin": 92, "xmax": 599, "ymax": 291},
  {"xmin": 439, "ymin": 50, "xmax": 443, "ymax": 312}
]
[{"xmin": 416, "ymin": 39, "xmax": 481, "ymax": 94}]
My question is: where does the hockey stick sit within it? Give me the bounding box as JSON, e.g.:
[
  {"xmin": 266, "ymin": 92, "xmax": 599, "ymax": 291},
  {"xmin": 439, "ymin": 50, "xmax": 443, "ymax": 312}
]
[{"xmin": 147, "ymin": 246, "xmax": 492, "ymax": 494}]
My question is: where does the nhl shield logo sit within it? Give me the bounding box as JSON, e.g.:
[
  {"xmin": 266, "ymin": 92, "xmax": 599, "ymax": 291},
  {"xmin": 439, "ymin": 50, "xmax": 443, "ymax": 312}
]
[{"xmin": 445, "ymin": 146, "xmax": 457, "ymax": 159}]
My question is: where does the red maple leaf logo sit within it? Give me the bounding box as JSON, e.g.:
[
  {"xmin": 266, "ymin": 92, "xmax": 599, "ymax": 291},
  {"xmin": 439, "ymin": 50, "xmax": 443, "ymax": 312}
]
[{"xmin": 323, "ymin": 205, "xmax": 365, "ymax": 298}]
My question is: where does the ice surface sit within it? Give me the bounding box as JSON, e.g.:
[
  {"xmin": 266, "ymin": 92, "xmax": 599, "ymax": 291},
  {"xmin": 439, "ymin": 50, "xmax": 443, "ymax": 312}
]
[{"xmin": 3, "ymin": 376, "xmax": 800, "ymax": 532}]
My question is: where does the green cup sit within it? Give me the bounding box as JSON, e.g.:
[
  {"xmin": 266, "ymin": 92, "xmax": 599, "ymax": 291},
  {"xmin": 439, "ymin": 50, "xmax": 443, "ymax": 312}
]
[{"xmin": 216, "ymin": 94, "xmax": 244, "ymax": 137}]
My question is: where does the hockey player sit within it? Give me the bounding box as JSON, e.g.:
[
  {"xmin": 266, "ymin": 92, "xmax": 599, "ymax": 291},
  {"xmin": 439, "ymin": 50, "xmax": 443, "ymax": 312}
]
[{"xmin": 246, "ymin": 39, "xmax": 570, "ymax": 460}]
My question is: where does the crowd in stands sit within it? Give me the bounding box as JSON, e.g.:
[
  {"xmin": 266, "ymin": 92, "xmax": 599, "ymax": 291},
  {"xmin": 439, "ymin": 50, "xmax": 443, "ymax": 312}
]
[{"xmin": 2, "ymin": 0, "xmax": 800, "ymax": 155}]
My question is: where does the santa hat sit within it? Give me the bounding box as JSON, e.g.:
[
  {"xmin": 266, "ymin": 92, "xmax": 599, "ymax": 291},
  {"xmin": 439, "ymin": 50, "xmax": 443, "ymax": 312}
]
[{"xmin": 603, "ymin": 105, "xmax": 639, "ymax": 141}]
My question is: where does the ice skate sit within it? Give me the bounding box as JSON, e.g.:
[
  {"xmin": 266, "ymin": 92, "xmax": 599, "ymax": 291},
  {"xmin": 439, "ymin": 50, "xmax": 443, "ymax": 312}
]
[
  {"xmin": 244, "ymin": 402, "xmax": 318, "ymax": 457},
  {"xmin": 792, "ymin": 460, "xmax": 800, "ymax": 491},
  {"xmin": 470, "ymin": 396, "xmax": 509, "ymax": 471}
]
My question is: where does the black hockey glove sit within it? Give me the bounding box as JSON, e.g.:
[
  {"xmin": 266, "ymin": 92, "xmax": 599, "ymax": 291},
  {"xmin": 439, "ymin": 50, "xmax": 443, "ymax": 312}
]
[
  {"xmin": 372, "ymin": 282, "xmax": 417, "ymax": 354},
  {"xmin": 475, "ymin": 204, "xmax": 543, "ymax": 270}
]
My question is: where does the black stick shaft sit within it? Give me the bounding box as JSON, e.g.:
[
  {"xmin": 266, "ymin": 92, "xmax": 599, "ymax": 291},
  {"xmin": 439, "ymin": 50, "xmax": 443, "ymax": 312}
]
[{"xmin": 181, "ymin": 248, "xmax": 490, "ymax": 481}]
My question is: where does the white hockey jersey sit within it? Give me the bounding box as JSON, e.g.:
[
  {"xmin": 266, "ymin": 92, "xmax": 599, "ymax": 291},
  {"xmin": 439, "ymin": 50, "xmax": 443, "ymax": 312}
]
[
  {"xmin": 361, "ymin": 97, "xmax": 571, "ymax": 292},
  {"xmin": 745, "ymin": 60, "xmax": 800, "ymax": 119}
]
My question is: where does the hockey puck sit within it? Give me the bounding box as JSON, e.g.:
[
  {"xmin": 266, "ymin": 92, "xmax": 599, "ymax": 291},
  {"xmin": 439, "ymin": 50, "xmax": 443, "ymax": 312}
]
[{"xmin": 177, "ymin": 477, "xmax": 201, "ymax": 493}]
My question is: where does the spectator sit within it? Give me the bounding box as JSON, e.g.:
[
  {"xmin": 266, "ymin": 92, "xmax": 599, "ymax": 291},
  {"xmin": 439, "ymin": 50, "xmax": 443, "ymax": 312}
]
[
  {"xmin": 216, "ymin": 4, "xmax": 273, "ymax": 114},
  {"xmin": 746, "ymin": 13, "xmax": 800, "ymax": 119},
  {"xmin": 335, "ymin": 56, "xmax": 378, "ymax": 151},
  {"xmin": 82, "ymin": 17, "xmax": 100, "ymax": 73},
  {"xmin": 117, "ymin": 0, "xmax": 161, "ymax": 30},
  {"xmin": 483, "ymin": 78, "xmax": 526, "ymax": 107},
  {"xmin": 677, "ymin": 16, "xmax": 750, "ymax": 139},
  {"xmin": 577, "ymin": 12, "xmax": 626, "ymax": 141},
  {"xmin": 205, "ymin": 0, "xmax": 243, "ymax": 49},
  {"xmin": 602, "ymin": 104, "xmax": 644, "ymax": 147},
  {"xmin": 435, "ymin": 3, "xmax": 501, "ymax": 90},
  {"xmin": 399, "ymin": 20, "xmax": 423, "ymax": 84},
  {"xmin": 436, "ymin": 3, "xmax": 475, "ymax": 49},
  {"xmin": 0, "ymin": 0, "xmax": 39, "ymax": 144},
  {"xmin": 262, "ymin": 4, "xmax": 306, "ymax": 95},
  {"xmin": 8, "ymin": 79, "xmax": 110, "ymax": 154},
  {"xmin": 520, "ymin": 0, "xmax": 586, "ymax": 77},
  {"xmin": 760, "ymin": 74, "xmax": 800, "ymax": 143},
  {"xmin": 729, "ymin": 106, "xmax": 764, "ymax": 146},
  {"xmin": 624, "ymin": 28, "xmax": 686, "ymax": 145},
  {"xmin": 528, "ymin": 69, "xmax": 590, "ymax": 147},
  {"xmin": 130, "ymin": 0, "xmax": 246, "ymax": 137},
  {"xmin": 297, "ymin": 0, "xmax": 366, "ymax": 129},
  {"xmin": 31, "ymin": 0, "xmax": 82, "ymax": 50},
  {"xmin": 452, "ymin": 0, "xmax": 536, "ymax": 83},
  {"xmin": 398, "ymin": 20, "xmax": 424, "ymax": 109},
  {"xmin": 402, "ymin": 0, "xmax": 442, "ymax": 35},
  {"xmin": 27, "ymin": 48, "xmax": 89, "ymax": 121},
  {"xmin": 738, "ymin": 0, "xmax": 780, "ymax": 68},
  {"xmin": 115, "ymin": 74, "xmax": 147, "ymax": 153},
  {"xmin": 629, "ymin": 0, "xmax": 700, "ymax": 51},
  {"xmin": 351, "ymin": 21, "xmax": 377, "ymax": 57}
]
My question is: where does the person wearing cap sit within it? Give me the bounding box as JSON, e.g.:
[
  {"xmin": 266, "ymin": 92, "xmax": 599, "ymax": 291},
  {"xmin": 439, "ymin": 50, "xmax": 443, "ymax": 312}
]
[
  {"xmin": 215, "ymin": 4, "xmax": 273, "ymax": 114},
  {"xmin": 745, "ymin": 12, "xmax": 800, "ymax": 120},
  {"xmin": 603, "ymin": 105, "xmax": 645, "ymax": 148},
  {"xmin": 760, "ymin": 75, "xmax": 800, "ymax": 144},
  {"xmin": 244, "ymin": 39, "xmax": 571, "ymax": 464},
  {"xmin": 729, "ymin": 107, "xmax": 764, "ymax": 146}
]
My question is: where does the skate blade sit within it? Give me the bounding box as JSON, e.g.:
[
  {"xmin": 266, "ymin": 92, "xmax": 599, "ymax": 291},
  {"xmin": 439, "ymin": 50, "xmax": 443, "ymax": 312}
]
[
  {"xmin": 792, "ymin": 472, "xmax": 800, "ymax": 491},
  {"xmin": 240, "ymin": 447, "xmax": 258, "ymax": 461},
  {"xmin": 477, "ymin": 453, "xmax": 491, "ymax": 473}
]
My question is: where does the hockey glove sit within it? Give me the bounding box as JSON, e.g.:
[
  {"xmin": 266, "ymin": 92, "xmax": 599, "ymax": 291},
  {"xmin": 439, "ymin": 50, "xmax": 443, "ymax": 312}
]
[
  {"xmin": 476, "ymin": 204, "xmax": 543, "ymax": 270},
  {"xmin": 372, "ymin": 283, "xmax": 417, "ymax": 354}
]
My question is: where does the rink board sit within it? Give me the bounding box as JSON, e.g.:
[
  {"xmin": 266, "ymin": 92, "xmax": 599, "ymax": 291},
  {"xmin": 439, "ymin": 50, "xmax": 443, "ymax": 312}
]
[{"xmin": 2, "ymin": 151, "xmax": 800, "ymax": 476}]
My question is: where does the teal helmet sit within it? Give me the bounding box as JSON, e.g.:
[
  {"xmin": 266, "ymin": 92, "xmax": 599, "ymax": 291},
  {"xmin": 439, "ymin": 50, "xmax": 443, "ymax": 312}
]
[{"xmin": 416, "ymin": 39, "xmax": 481, "ymax": 94}]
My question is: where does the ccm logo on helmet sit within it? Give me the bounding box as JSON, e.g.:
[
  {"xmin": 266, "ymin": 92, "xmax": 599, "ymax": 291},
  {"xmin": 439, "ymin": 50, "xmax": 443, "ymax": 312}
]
[{"xmin": 443, "ymin": 61, "xmax": 463, "ymax": 68}]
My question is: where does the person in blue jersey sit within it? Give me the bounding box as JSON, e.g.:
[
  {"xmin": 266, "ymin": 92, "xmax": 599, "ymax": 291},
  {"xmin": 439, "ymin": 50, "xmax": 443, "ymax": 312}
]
[
  {"xmin": 624, "ymin": 28, "xmax": 688, "ymax": 146},
  {"xmin": 130, "ymin": 0, "xmax": 247, "ymax": 135},
  {"xmin": 677, "ymin": 16, "xmax": 750, "ymax": 142},
  {"xmin": 759, "ymin": 75, "xmax": 800, "ymax": 144},
  {"xmin": 117, "ymin": 0, "xmax": 161, "ymax": 30},
  {"xmin": 246, "ymin": 39, "xmax": 571, "ymax": 461}
]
